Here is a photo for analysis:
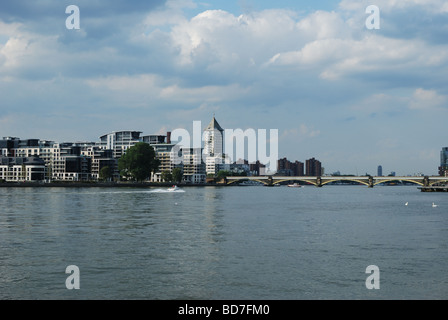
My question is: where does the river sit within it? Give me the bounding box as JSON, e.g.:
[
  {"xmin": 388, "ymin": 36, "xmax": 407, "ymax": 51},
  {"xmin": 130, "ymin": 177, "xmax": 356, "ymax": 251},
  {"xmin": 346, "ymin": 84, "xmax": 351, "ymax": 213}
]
[{"xmin": 0, "ymin": 185, "xmax": 446, "ymax": 299}]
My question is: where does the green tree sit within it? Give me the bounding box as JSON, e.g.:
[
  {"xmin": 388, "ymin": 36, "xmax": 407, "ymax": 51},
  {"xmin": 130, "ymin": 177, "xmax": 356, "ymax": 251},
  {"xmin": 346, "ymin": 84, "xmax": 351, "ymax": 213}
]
[
  {"xmin": 99, "ymin": 166, "xmax": 112, "ymax": 181},
  {"xmin": 118, "ymin": 142, "xmax": 160, "ymax": 182},
  {"xmin": 217, "ymin": 170, "xmax": 231, "ymax": 179},
  {"xmin": 161, "ymin": 170, "xmax": 173, "ymax": 182},
  {"xmin": 172, "ymin": 167, "xmax": 183, "ymax": 183}
]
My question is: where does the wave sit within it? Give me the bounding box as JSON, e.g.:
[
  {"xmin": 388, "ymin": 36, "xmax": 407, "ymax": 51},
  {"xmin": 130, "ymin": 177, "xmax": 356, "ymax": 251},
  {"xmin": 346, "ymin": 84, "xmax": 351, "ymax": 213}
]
[
  {"xmin": 59, "ymin": 188, "xmax": 186, "ymax": 195},
  {"xmin": 149, "ymin": 189, "xmax": 185, "ymax": 193}
]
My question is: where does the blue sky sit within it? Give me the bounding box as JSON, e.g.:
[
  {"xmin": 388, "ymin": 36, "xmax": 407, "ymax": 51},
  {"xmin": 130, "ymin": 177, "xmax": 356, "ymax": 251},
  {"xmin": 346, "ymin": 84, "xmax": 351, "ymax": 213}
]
[
  {"xmin": 186, "ymin": 0, "xmax": 338, "ymax": 16},
  {"xmin": 1, "ymin": 0, "xmax": 447, "ymax": 175}
]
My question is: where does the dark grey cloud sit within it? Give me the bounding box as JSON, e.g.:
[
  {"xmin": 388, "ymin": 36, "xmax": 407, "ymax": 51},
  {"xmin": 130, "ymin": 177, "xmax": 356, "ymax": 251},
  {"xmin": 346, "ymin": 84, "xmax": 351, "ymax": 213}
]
[
  {"xmin": 380, "ymin": 8, "xmax": 448, "ymax": 45},
  {"xmin": 0, "ymin": 0, "xmax": 166, "ymax": 36},
  {"xmin": 0, "ymin": 1, "xmax": 166, "ymax": 21}
]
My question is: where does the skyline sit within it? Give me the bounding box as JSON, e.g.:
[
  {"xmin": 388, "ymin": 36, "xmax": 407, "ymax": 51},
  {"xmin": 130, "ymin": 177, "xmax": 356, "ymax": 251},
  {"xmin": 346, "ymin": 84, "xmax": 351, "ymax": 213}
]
[
  {"xmin": 1, "ymin": 1, "xmax": 447, "ymax": 176},
  {"xmin": 0, "ymin": 120, "xmax": 438, "ymax": 177}
]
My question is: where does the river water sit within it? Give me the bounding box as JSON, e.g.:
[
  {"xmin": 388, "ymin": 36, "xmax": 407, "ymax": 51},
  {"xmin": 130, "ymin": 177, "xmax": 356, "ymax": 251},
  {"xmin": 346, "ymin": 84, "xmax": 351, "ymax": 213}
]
[{"xmin": 0, "ymin": 185, "xmax": 446, "ymax": 299}]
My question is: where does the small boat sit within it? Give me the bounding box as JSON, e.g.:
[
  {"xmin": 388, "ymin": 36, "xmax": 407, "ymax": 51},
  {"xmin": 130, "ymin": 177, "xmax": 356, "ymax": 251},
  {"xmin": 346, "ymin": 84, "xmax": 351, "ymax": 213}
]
[
  {"xmin": 287, "ymin": 183, "xmax": 303, "ymax": 188},
  {"xmin": 167, "ymin": 185, "xmax": 180, "ymax": 192}
]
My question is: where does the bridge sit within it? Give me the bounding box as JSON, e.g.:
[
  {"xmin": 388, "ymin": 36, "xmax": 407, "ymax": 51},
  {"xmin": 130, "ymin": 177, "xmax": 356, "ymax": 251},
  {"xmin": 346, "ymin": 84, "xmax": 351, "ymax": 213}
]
[{"xmin": 225, "ymin": 175, "xmax": 448, "ymax": 187}]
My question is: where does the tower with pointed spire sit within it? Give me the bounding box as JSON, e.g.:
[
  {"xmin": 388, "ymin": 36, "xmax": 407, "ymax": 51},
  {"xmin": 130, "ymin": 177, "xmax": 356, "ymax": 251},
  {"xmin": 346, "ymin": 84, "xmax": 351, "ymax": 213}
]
[
  {"xmin": 203, "ymin": 116, "xmax": 224, "ymax": 175},
  {"xmin": 203, "ymin": 115, "xmax": 224, "ymax": 157}
]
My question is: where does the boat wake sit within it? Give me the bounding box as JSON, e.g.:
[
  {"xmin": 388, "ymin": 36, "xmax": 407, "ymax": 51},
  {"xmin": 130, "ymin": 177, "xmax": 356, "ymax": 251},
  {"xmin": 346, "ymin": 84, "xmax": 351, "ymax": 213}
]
[
  {"xmin": 70, "ymin": 188, "xmax": 185, "ymax": 195},
  {"xmin": 149, "ymin": 188, "xmax": 185, "ymax": 193}
]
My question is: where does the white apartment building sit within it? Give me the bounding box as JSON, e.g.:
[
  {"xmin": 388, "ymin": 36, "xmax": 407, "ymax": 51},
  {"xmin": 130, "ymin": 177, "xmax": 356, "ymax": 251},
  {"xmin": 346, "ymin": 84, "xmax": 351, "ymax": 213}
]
[
  {"xmin": 99, "ymin": 131, "xmax": 142, "ymax": 158},
  {"xmin": 181, "ymin": 147, "xmax": 205, "ymax": 184},
  {"xmin": 0, "ymin": 157, "xmax": 46, "ymax": 182},
  {"xmin": 81, "ymin": 146, "xmax": 117, "ymax": 181},
  {"xmin": 41, "ymin": 142, "xmax": 90, "ymax": 181},
  {"xmin": 151, "ymin": 143, "xmax": 177, "ymax": 182}
]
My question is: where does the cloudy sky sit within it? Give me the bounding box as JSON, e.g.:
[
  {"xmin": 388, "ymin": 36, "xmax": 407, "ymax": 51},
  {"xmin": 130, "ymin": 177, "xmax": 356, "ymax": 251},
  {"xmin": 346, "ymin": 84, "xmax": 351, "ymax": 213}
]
[{"xmin": 1, "ymin": 0, "xmax": 447, "ymax": 175}]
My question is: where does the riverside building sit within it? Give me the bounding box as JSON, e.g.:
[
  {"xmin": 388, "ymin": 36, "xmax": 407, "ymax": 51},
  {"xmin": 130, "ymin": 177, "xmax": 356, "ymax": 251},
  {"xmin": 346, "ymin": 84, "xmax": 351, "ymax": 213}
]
[
  {"xmin": 0, "ymin": 156, "xmax": 46, "ymax": 182},
  {"xmin": 0, "ymin": 117, "xmax": 270, "ymax": 184},
  {"xmin": 99, "ymin": 131, "xmax": 142, "ymax": 159},
  {"xmin": 180, "ymin": 147, "xmax": 206, "ymax": 184},
  {"xmin": 203, "ymin": 116, "xmax": 225, "ymax": 176},
  {"xmin": 439, "ymin": 147, "xmax": 448, "ymax": 176}
]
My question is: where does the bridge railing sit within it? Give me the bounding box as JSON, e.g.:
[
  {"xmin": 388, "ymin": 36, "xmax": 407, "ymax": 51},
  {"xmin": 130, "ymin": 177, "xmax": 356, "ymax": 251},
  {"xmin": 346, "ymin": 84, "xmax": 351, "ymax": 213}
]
[{"xmin": 225, "ymin": 175, "xmax": 448, "ymax": 187}]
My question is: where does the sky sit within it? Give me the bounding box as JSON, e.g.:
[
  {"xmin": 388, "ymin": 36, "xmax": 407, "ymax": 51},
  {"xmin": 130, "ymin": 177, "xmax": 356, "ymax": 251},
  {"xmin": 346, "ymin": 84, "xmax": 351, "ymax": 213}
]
[{"xmin": 0, "ymin": 0, "xmax": 447, "ymax": 176}]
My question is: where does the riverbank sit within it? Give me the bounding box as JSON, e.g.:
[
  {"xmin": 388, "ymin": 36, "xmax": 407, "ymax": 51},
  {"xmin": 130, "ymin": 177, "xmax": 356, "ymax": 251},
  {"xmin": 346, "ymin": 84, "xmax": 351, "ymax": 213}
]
[
  {"xmin": 0, "ymin": 181, "xmax": 228, "ymax": 188},
  {"xmin": 0, "ymin": 181, "xmax": 436, "ymax": 189}
]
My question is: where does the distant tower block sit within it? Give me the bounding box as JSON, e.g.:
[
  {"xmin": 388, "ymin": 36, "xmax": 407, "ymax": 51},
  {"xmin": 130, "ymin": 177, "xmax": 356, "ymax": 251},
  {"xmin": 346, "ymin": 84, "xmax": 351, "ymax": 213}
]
[
  {"xmin": 203, "ymin": 116, "xmax": 224, "ymax": 156},
  {"xmin": 203, "ymin": 116, "xmax": 224, "ymax": 176}
]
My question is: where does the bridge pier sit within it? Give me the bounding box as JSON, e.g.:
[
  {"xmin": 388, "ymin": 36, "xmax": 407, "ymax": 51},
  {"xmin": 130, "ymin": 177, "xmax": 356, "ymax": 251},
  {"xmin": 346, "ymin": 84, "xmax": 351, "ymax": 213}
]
[
  {"xmin": 267, "ymin": 176, "xmax": 274, "ymax": 187},
  {"xmin": 316, "ymin": 176, "xmax": 322, "ymax": 187},
  {"xmin": 424, "ymin": 176, "xmax": 429, "ymax": 187},
  {"xmin": 368, "ymin": 176, "xmax": 374, "ymax": 188}
]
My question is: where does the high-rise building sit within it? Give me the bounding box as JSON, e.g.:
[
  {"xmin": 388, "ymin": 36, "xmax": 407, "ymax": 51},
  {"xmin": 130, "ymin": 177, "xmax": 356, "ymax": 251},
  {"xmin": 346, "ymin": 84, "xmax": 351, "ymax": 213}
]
[
  {"xmin": 203, "ymin": 116, "xmax": 224, "ymax": 156},
  {"xmin": 439, "ymin": 147, "xmax": 448, "ymax": 176},
  {"xmin": 203, "ymin": 116, "xmax": 225, "ymax": 175},
  {"xmin": 377, "ymin": 165, "xmax": 383, "ymax": 176},
  {"xmin": 306, "ymin": 158, "xmax": 322, "ymax": 176},
  {"xmin": 277, "ymin": 157, "xmax": 304, "ymax": 176}
]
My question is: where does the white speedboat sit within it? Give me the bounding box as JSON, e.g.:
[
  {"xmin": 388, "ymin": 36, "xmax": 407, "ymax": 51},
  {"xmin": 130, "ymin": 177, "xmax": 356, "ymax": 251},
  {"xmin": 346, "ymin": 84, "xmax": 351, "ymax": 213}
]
[
  {"xmin": 287, "ymin": 183, "xmax": 303, "ymax": 188},
  {"xmin": 167, "ymin": 185, "xmax": 180, "ymax": 192}
]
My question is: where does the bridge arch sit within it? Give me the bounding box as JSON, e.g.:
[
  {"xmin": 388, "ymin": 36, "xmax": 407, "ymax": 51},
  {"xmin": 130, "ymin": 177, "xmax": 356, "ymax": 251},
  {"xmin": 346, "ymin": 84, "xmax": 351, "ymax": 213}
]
[
  {"xmin": 272, "ymin": 179, "xmax": 317, "ymax": 186},
  {"xmin": 320, "ymin": 178, "xmax": 370, "ymax": 187},
  {"xmin": 225, "ymin": 176, "xmax": 448, "ymax": 187},
  {"xmin": 428, "ymin": 180, "xmax": 448, "ymax": 187},
  {"xmin": 372, "ymin": 179, "xmax": 424, "ymax": 186},
  {"xmin": 226, "ymin": 178, "xmax": 269, "ymax": 185}
]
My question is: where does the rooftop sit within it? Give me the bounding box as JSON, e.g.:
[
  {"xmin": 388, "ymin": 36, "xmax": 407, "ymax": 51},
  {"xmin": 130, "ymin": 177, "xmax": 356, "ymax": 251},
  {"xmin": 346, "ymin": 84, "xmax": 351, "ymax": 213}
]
[{"xmin": 205, "ymin": 116, "xmax": 224, "ymax": 132}]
